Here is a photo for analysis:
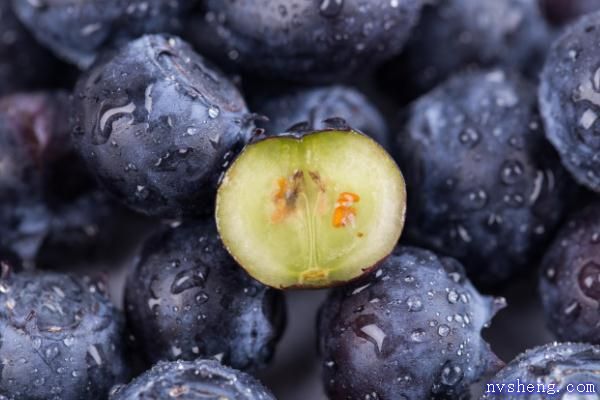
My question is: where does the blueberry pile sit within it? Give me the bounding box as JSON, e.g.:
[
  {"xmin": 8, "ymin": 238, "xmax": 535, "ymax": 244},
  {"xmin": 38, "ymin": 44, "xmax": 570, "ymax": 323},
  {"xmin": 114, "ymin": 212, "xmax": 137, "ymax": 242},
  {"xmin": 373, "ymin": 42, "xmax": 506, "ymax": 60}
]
[{"xmin": 3, "ymin": 0, "xmax": 600, "ymax": 399}]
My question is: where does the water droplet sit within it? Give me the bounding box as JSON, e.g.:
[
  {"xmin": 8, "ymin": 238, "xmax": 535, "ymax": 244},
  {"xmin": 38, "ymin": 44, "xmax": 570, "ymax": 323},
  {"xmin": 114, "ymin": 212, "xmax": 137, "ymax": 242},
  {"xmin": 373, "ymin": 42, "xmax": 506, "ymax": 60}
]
[
  {"xmin": 208, "ymin": 106, "xmax": 220, "ymax": 119},
  {"xmin": 170, "ymin": 267, "xmax": 209, "ymax": 295},
  {"xmin": 319, "ymin": 0, "xmax": 344, "ymax": 18},
  {"xmin": 500, "ymin": 160, "xmax": 524, "ymax": 185},
  {"xmin": 447, "ymin": 290, "xmax": 459, "ymax": 304},
  {"xmin": 195, "ymin": 292, "xmax": 209, "ymax": 304},
  {"xmin": 358, "ymin": 324, "xmax": 386, "ymax": 354},
  {"xmin": 437, "ymin": 324, "xmax": 450, "ymax": 337},
  {"xmin": 410, "ymin": 329, "xmax": 426, "ymax": 342},
  {"xmin": 458, "ymin": 128, "xmax": 480, "ymax": 148},
  {"xmin": 440, "ymin": 362, "xmax": 463, "ymax": 386},
  {"xmin": 464, "ymin": 189, "xmax": 487, "ymax": 210},
  {"xmin": 406, "ymin": 295, "xmax": 423, "ymax": 312},
  {"xmin": 579, "ymin": 262, "xmax": 600, "ymax": 300}
]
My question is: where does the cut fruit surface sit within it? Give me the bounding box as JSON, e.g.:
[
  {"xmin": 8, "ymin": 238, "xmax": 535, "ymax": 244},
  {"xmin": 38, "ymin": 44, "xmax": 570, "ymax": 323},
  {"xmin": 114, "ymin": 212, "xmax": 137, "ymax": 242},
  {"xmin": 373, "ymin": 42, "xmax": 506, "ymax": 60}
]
[{"xmin": 216, "ymin": 130, "xmax": 406, "ymax": 289}]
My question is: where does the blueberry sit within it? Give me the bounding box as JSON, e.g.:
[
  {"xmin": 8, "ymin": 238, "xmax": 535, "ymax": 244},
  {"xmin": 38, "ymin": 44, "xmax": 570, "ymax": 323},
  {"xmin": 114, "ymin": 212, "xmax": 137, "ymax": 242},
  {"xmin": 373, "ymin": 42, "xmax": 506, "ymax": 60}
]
[
  {"xmin": 318, "ymin": 246, "xmax": 504, "ymax": 400},
  {"xmin": 0, "ymin": 2, "xmax": 63, "ymax": 95},
  {"xmin": 72, "ymin": 34, "xmax": 254, "ymax": 218},
  {"xmin": 396, "ymin": 69, "xmax": 572, "ymax": 286},
  {"xmin": 539, "ymin": 0, "xmax": 600, "ymax": 25},
  {"xmin": 538, "ymin": 204, "xmax": 600, "ymax": 344},
  {"xmin": 186, "ymin": 0, "xmax": 424, "ymax": 83},
  {"xmin": 110, "ymin": 359, "xmax": 275, "ymax": 400},
  {"xmin": 11, "ymin": 0, "xmax": 192, "ymax": 68},
  {"xmin": 381, "ymin": 0, "xmax": 552, "ymax": 99},
  {"xmin": 125, "ymin": 219, "xmax": 286, "ymax": 371},
  {"xmin": 0, "ymin": 270, "xmax": 129, "ymax": 400},
  {"xmin": 253, "ymin": 85, "xmax": 389, "ymax": 148},
  {"xmin": 481, "ymin": 342, "xmax": 600, "ymax": 399},
  {"xmin": 539, "ymin": 11, "xmax": 600, "ymax": 193},
  {"xmin": 0, "ymin": 92, "xmax": 118, "ymax": 267}
]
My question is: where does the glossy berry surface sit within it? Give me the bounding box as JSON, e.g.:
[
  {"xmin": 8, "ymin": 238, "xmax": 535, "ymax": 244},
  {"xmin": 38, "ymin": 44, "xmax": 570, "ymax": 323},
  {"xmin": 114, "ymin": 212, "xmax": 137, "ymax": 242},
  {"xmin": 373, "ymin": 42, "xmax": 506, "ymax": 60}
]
[
  {"xmin": 110, "ymin": 359, "xmax": 276, "ymax": 400},
  {"xmin": 539, "ymin": 204, "xmax": 600, "ymax": 344},
  {"xmin": 125, "ymin": 220, "xmax": 285, "ymax": 371},
  {"xmin": 254, "ymin": 85, "xmax": 389, "ymax": 148},
  {"xmin": 11, "ymin": 0, "xmax": 191, "ymax": 68},
  {"xmin": 539, "ymin": 11, "xmax": 600, "ymax": 193},
  {"xmin": 386, "ymin": 0, "xmax": 551, "ymax": 98},
  {"xmin": 396, "ymin": 69, "xmax": 571, "ymax": 286},
  {"xmin": 539, "ymin": 0, "xmax": 600, "ymax": 25},
  {"xmin": 0, "ymin": 270, "xmax": 129, "ymax": 400},
  {"xmin": 482, "ymin": 342, "xmax": 600, "ymax": 400},
  {"xmin": 0, "ymin": 2, "xmax": 62, "ymax": 96},
  {"xmin": 318, "ymin": 246, "xmax": 504, "ymax": 400},
  {"xmin": 187, "ymin": 0, "xmax": 424, "ymax": 82},
  {"xmin": 72, "ymin": 34, "xmax": 254, "ymax": 218}
]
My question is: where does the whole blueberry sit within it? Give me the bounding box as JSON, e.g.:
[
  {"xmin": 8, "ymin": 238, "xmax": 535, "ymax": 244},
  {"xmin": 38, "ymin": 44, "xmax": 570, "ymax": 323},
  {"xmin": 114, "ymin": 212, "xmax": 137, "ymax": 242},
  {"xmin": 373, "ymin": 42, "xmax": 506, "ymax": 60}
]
[
  {"xmin": 382, "ymin": 0, "xmax": 552, "ymax": 99},
  {"xmin": 539, "ymin": 204, "xmax": 600, "ymax": 344},
  {"xmin": 72, "ymin": 34, "xmax": 254, "ymax": 218},
  {"xmin": 110, "ymin": 359, "xmax": 276, "ymax": 400},
  {"xmin": 125, "ymin": 220, "xmax": 286, "ymax": 371},
  {"xmin": 11, "ymin": 0, "xmax": 192, "ymax": 68},
  {"xmin": 0, "ymin": 2, "xmax": 63, "ymax": 95},
  {"xmin": 396, "ymin": 69, "xmax": 572, "ymax": 286},
  {"xmin": 253, "ymin": 85, "xmax": 389, "ymax": 148},
  {"xmin": 318, "ymin": 246, "xmax": 505, "ymax": 400},
  {"xmin": 482, "ymin": 343, "xmax": 600, "ymax": 399},
  {"xmin": 539, "ymin": 11, "xmax": 600, "ymax": 193},
  {"xmin": 186, "ymin": 0, "xmax": 424, "ymax": 83},
  {"xmin": 0, "ymin": 271, "xmax": 129, "ymax": 400}
]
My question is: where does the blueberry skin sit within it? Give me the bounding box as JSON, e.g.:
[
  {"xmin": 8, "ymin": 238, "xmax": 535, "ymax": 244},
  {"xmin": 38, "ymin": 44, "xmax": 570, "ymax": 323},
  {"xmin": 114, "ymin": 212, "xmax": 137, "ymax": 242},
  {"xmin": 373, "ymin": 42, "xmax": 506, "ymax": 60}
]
[
  {"xmin": 396, "ymin": 69, "xmax": 572, "ymax": 286},
  {"xmin": 0, "ymin": 92, "xmax": 117, "ymax": 267},
  {"xmin": 11, "ymin": 0, "xmax": 191, "ymax": 69},
  {"xmin": 253, "ymin": 85, "xmax": 389, "ymax": 148},
  {"xmin": 187, "ymin": 0, "xmax": 424, "ymax": 83},
  {"xmin": 386, "ymin": 0, "xmax": 552, "ymax": 98},
  {"xmin": 539, "ymin": 11, "xmax": 600, "ymax": 193},
  {"xmin": 539, "ymin": 0, "xmax": 600, "ymax": 26},
  {"xmin": 318, "ymin": 246, "xmax": 504, "ymax": 400},
  {"xmin": 539, "ymin": 204, "xmax": 600, "ymax": 344},
  {"xmin": 125, "ymin": 220, "xmax": 286, "ymax": 371},
  {"xmin": 0, "ymin": 91, "xmax": 71, "ymax": 202},
  {"xmin": 110, "ymin": 359, "xmax": 276, "ymax": 400},
  {"xmin": 481, "ymin": 343, "xmax": 600, "ymax": 400},
  {"xmin": 0, "ymin": 271, "xmax": 129, "ymax": 400},
  {"xmin": 0, "ymin": 2, "xmax": 62, "ymax": 95},
  {"xmin": 72, "ymin": 34, "xmax": 254, "ymax": 218}
]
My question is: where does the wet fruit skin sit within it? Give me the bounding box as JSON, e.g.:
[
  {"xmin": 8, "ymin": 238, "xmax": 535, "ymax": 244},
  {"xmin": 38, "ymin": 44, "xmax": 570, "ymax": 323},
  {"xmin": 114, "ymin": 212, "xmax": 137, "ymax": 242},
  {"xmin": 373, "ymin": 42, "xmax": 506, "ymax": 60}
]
[
  {"xmin": 0, "ymin": 92, "xmax": 117, "ymax": 267},
  {"xmin": 382, "ymin": 0, "xmax": 552, "ymax": 99},
  {"xmin": 396, "ymin": 69, "xmax": 572, "ymax": 286},
  {"xmin": 0, "ymin": 2, "xmax": 63, "ymax": 96},
  {"xmin": 539, "ymin": 11, "xmax": 600, "ymax": 193},
  {"xmin": 0, "ymin": 270, "xmax": 129, "ymax": 400},
  {"xmin": 72, "ymin": 34, "xmax": 254, "ymax": 219},
  {"xmin": 186, "ymin": 0, "xmax": 424, "ymax": 83},
  {"xmin": 539, "ymin": 204, "xmax": 600, "ymax": 344},
  {"xmin": 318, "ymin": 246, "xmax": 504, "ymax": 400},
  {"xmin": 11, "ymin": 0, "xmax": 192, "ymax": 69},
  {"xmin": 109, "ymin": 359, "xmax": 276, "ymax": 400},
  {"xmin": 253, "ymin": 85, "xmax": 389, "ymax": 148},
  {"xmin": 539, "ymin": 0, "xmax": 600, "ymax": 26},
  {"xmin": 481, "ymin": 342, "xmax": 600, "ymax": 400},
  {"xmin": 125, "ymin": 220, "xmax": 286, "ymax": 371}
]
